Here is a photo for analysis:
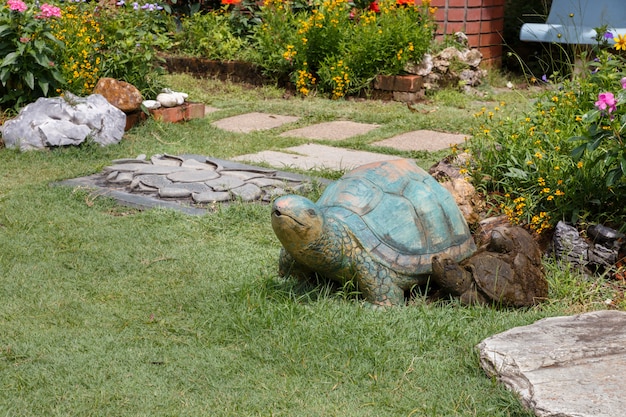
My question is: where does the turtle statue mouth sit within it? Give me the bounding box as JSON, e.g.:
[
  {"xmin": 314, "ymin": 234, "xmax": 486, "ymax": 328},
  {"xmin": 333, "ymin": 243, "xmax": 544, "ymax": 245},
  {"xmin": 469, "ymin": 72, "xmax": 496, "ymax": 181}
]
[{"xmin": 272, "ymin": 208, "xmax": 305, "ymax": 227}]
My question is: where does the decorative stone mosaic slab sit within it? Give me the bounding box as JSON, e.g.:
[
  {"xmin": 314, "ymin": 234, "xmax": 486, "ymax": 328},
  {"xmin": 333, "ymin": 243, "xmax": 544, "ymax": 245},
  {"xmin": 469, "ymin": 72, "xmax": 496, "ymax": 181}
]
[{"xmin": 57, "ymin": 155, "xmax": 325, "ymax": 215}]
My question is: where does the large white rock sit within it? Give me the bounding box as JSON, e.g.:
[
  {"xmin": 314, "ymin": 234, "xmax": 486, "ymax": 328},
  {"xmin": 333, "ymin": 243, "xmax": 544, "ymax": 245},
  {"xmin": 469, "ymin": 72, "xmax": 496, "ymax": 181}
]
[
  {"xmin": 477, "ymin": 310, "xmax": 626, "ymax": 417},
  {"xmin": 1, "ymin": 93, "xmax": 126, "ymax": 151}
]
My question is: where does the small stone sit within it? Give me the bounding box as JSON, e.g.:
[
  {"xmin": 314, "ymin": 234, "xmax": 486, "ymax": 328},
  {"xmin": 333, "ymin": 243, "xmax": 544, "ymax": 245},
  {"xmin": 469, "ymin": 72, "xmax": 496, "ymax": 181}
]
[
  {"xmin": 173, "ymin": 182, "xmax": 210, "ymax": 193},
  {"xmin": 109, "ymin": 171, "xmax": 134, "ymax": 184},
  {"xmin": 247, "ymin": 177, "xmax": 287, "ymax": 188},
  {"xmin": 167, "ymin": 169, "xmax": 220, "ymax": 183},
  {"xmin": 93, "ymin": 78, "xmax": 143, "ymax": 113},
  {"xmin": 104, "ymin": 163, "xmax": 149, "ymax": 173},
  {"xmin": 222, "ymin": 170, "xmax": 266, "ymax": 181},
  {"xmin": 181, "ymin": 159, "xmax": 217, "ymax": 170},
  {"xmin": 205, "ymin": 175, "xmax": 245, "ymax": 191},
  {"xmin": 135, "ymin": 165, "xmax": 186, "ymax": 175},
  {"xmin": 151, "ymin": 155, "xmax": 182, "ymax": 166},
  {"xmin": 156, "ymin": 93, "xmax": 179, "ymax": 108},
  {"xmin": 111, "ymin": 158, "xmax": 150, "ymax": 165},
  {"xmin": 106, "ymin": 171, "xmax": 119, "ymax": 181},
  {"xmin": 142, "ymin": 100, "xmax": 161, "ymax": 110},
  {"xmin": 231, "ymin": 183, "xmax": 262, "ymax": 201},
  {"xmin": 159, "ymin": 187, "xmax": 192, "ymax": 198},
  {"xmin": 192, "ymin": 191, "xmax": 231, "ymax": 203},
  {"xmin": 137, "ymin": 174, "xmax": 173, "ymax": 189}
]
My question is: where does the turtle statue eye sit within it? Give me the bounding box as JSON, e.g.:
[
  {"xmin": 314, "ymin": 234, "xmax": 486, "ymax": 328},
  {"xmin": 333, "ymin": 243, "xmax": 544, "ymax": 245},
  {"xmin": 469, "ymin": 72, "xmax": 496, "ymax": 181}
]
[{"xmin": 306, "ymin": 209, "xmax": 317, "ymax": 216}]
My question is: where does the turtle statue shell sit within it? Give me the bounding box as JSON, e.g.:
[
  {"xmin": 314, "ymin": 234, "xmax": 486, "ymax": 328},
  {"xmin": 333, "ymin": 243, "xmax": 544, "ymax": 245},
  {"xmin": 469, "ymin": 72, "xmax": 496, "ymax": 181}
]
[
  {"xmin": 271, "ymin": 158, "xmax": 477, "ymax": 306},
  {"xmin": 317, "ymin": 159, "xmax": 475, "ymax": 274}
]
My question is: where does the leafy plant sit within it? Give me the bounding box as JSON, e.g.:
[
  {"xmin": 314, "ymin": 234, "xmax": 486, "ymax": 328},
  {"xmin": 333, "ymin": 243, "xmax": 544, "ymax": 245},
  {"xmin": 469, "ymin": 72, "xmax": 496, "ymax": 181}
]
[
  {"xmin": 467, "ymin": 48, "xmax": 626, "ymax": 232},
  {"xmin": 251, "ymin": 0, "xmax": 435, "ymax": 98},
  {"xmin": 0, "ymin": 0, "xmax": 65, "ymax": 108},
  {"xmin": 49, "ymin": 2, "xmax": 105, "ymax": 96},
  {"xmin": 172, "ymin": 10, "xmax": 248, "ymax": 60},
  {"xmin": 96, "ymin": 1, "xmax": 174, "ymax": 97}
]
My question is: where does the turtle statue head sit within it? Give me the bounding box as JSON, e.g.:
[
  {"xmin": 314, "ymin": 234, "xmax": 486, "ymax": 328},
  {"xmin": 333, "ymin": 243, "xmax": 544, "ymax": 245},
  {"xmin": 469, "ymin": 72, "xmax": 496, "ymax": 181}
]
[{"xmin": 271, "ymin": 195, "xmax": 325, "ymax": 255}]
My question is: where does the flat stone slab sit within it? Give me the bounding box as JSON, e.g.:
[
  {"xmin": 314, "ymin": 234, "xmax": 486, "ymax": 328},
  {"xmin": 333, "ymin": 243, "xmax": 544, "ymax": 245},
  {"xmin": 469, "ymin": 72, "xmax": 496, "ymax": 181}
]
[
  {"xmin": 477, "ymin": 310, "xmax": 626, "ymax": 417},
  {"xmin": 211, "ymin": 112, "xmax": 299, "ymax": 133},
  {"xmin": 372, "ymin": 130, "xmax": 468, "ymax": 152},
  {"xmin": 232, "ymin": 143, "xmax": 403, "ymax": 171},
  {"xmin": 280, "ymin": 121, "xmax": 379, "ymax": 141}
]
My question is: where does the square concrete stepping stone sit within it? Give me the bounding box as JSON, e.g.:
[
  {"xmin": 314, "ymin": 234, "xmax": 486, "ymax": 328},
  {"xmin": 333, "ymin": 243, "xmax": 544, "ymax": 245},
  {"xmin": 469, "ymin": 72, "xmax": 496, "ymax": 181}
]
[
  {"xmin": 232, "ymin": 143, "xmax": 402, "ymax": 171},
  {"xmin": 211, "ymin": 112, "xmax": 299, "ymax": 133},
  {"xmin": 372, "ymin": 130, "xmax": 468, "ymax": 152},
  {"xmin": 280, "ymin": 121, "xmax": 380, "ymax": 141}
]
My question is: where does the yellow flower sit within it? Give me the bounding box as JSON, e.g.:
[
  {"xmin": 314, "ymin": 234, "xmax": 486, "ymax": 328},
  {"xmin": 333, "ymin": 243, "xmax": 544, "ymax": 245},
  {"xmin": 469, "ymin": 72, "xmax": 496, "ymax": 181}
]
[
  {"xmin": 614, "ymin": 34, "xmax": 626, "ymax": 51},
  {"xmin": 577, "ymin": 161, "xmax": 584, "ymax": 169}
]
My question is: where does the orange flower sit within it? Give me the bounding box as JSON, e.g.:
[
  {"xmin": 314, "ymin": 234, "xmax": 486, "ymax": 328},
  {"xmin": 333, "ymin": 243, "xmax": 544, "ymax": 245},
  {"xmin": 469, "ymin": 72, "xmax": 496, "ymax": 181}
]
[{"xmin": 222, "ymin": 0, "xmax": 241, "ymax": 4}]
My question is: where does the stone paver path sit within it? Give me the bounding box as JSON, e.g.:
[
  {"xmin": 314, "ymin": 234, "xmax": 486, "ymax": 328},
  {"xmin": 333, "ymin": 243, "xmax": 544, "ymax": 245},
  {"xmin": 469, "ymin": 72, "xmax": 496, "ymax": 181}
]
[
  {"xmin": 232, "ymin": 143, "xmax": 402, "ymax": 171},
  {"xmin": 279, "ymin": 121, "xmax": 379, "ymax": 141},
  {"xmin": 204, "ymin": 109, "xmax": 472, "ymax": 170}
]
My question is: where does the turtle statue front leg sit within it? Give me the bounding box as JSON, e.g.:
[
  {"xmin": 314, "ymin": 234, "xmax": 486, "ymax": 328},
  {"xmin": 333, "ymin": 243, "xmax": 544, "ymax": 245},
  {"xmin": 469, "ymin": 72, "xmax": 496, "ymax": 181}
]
[
  {"xmin": 352, "ymin": 254, "xmax": 405, "ymax": 307},
  {"xmin": 277, "ymin": 247, "xmax": 314, "ymax": 280}
]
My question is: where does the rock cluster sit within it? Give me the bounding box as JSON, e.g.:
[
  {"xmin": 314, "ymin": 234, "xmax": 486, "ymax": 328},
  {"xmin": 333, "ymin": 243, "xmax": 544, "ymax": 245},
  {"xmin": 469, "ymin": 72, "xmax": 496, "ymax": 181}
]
[
  {"xmin": 405, "ymin": 33, "xmax": 486, "ymax": 93},
  {"xmin": 1, "ymin": 93, "xmax": 126, "ymax": 151},
  {"xmin": 551, "ymin": 221, "xmax": 625, "ymax": 276},
  {"xmin": 102, "ymin": 154, "xmax": 311, "ymax": 205}
]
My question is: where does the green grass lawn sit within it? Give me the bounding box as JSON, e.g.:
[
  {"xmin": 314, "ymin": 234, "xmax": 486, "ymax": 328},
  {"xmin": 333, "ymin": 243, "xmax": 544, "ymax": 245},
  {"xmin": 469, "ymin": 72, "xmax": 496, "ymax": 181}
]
[{"xmin": 0, "ymin": 74, "xmax": 618, "ymax": 416}]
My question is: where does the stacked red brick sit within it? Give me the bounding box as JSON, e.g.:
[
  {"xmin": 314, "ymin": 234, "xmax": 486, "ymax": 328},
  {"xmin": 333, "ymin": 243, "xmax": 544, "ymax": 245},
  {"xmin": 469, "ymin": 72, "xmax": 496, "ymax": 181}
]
[{"xmin": 429, "ymin": 0, "xmax": 505, "ymax": 66}]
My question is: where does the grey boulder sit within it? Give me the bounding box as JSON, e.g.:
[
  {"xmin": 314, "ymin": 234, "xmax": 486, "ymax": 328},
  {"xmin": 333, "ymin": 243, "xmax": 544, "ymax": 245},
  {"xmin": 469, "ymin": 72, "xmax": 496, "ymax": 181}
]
[
  {"xmin": 477, "ymin": 310, "xmax": 626, "ymax": 417},
  {"xmin": 1, "ymin": 93, "xmax": 126, "ymax": 151}
]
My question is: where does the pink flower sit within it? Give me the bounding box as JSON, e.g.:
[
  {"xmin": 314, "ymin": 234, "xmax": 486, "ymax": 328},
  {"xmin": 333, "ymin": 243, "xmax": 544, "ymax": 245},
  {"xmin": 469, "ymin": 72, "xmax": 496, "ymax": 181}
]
[
  {"xmin": 36, "ymin": 3, "xmax": 61, "ymax": 18},
  {"xmin": 621, "ymin": 77, "xmax": 626, "ymax": 89},
  {"xmin": 7, "ymin": 0, "xmax": 27, "ymax": 12},
  {"xmin": 595, "ymin": 92, "xmax": 617, "ymax": 114}
]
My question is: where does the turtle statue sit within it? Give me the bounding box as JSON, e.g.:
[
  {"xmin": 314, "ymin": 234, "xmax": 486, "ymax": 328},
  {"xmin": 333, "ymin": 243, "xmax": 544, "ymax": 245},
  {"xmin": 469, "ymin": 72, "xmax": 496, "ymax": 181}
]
[
  {"xmin": 270, "ymin": 159, "xmax": 476, "ymax": 307},
  {"xmin": 431, "ymin": 225, "xmax": 548, "ymax": 307}
]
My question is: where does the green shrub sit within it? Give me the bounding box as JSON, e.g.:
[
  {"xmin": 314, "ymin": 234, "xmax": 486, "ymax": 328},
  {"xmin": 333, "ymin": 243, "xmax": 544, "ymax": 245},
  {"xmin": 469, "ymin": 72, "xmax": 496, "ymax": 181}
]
[
  {"xmin": 96, "ymin": 1, "xmax": 174, "ymax": 97},
  {"xmin": 250, "ymin": 0, "xmax": 435, "ymax": 98},
  {"xmin": 467, "ymin": 49, "xmax": 626, "ymax": 232}
]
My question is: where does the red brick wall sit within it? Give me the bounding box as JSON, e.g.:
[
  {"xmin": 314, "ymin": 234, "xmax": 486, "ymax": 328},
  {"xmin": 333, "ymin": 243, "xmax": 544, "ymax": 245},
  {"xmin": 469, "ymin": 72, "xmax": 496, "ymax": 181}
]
[{"xmin": 429, "ymin": 0, "xmax": 505, "ymax": 66}]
